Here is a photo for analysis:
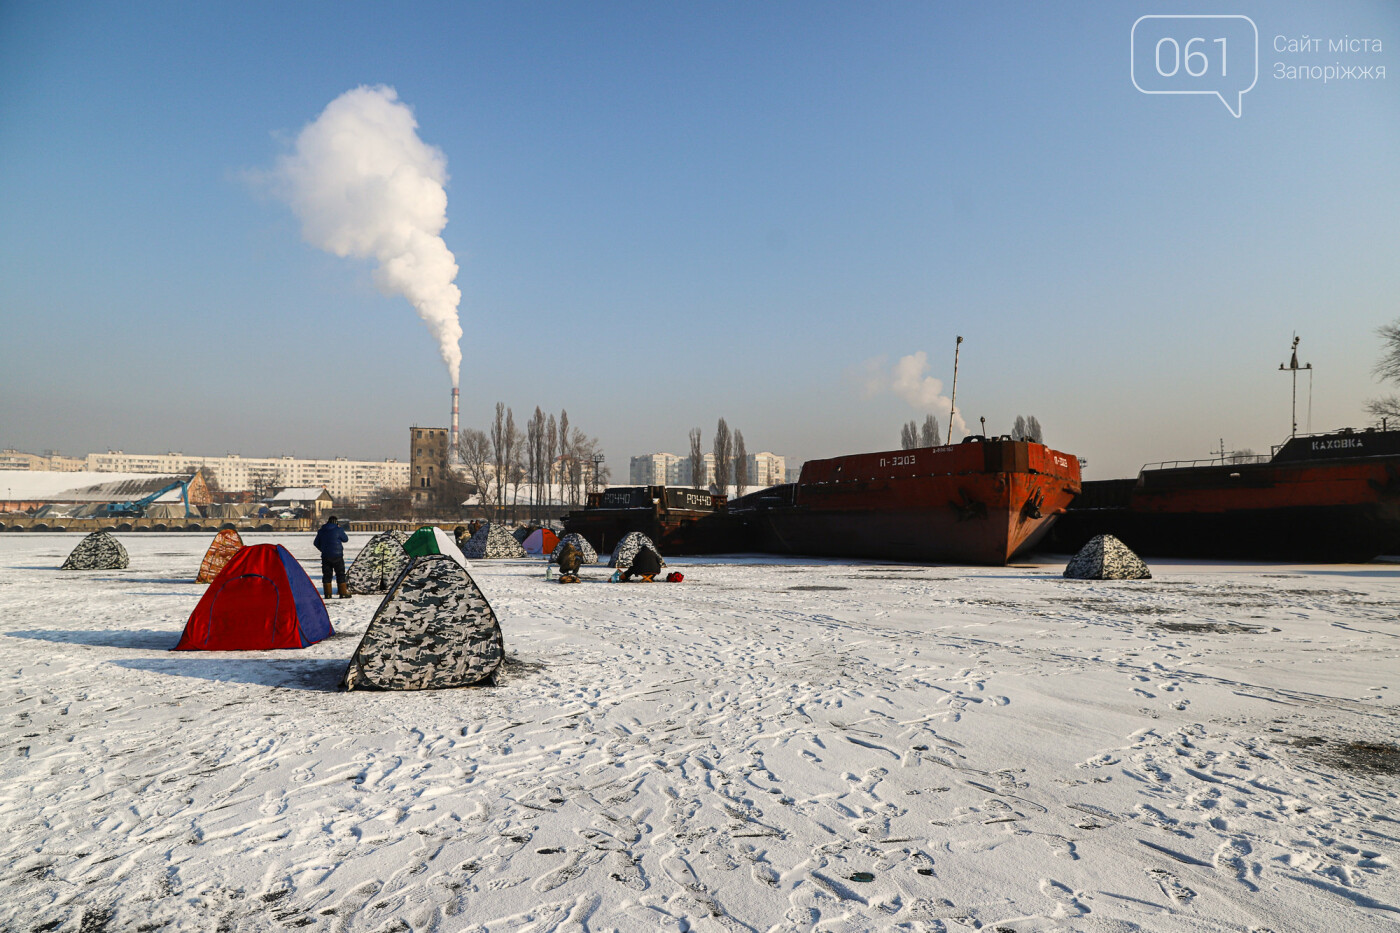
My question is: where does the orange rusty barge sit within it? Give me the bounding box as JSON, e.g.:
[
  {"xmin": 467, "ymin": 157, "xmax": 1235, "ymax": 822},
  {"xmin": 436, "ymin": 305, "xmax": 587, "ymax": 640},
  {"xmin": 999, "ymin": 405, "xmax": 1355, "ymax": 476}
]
[
  {"xmin": 1050, "ymin": 427, "xmax": 1400, "ymax": 562},
  {"xmin": 731, "ymin": 437, "xmax": 1083, "ymax": 565}
]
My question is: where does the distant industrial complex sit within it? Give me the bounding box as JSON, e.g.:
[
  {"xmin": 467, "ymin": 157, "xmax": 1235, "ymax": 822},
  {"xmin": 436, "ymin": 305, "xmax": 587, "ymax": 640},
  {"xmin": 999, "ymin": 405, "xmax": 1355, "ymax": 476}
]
[{"xmin": 2, "ymin": 430, "xmax": 801, "ymax": 519}]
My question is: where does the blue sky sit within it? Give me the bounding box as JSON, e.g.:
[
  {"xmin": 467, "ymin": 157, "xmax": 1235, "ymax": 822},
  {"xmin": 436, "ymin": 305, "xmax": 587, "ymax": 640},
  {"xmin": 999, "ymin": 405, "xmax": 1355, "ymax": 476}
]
[{"xmin": 2, "ymin": 1, "xmax": 1397, "ymax": 478}]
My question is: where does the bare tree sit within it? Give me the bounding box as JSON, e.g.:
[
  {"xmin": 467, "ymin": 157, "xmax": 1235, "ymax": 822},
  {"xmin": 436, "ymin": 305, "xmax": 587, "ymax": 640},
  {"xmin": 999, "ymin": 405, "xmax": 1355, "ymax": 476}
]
[
  {"xmin": 921, "ymin": 414, "xmax": 940, "ymax": 447},
  {"xmin": 1368, "ymin": 320, "xmax": 1400, "ymax": 423},
  {"xmin": 526, "ymin": 407, "xmax": 544, "ymax": 514},
  {"xmin": 546, "ymin": 414, "xmax": 558, "ymax": 504},
  {"xmin": 249, "ymin": 466, "xmax": 278, "ymax": 500},
  {"xmin": 437, "ymin": 466, "xmax": 476, "ymax": 518},
  {"xmin": 713, "ymin": 418, "xmax": 733, "ymax": 495},
  {"xmin": 201, "ymin": 469, "xmax": 226, "ymax": 503},
  {"xmin": 688, "ymin": 428, "xmax": 704, "ymax": 489},
  {"xmin": 733, "ymin": 429, "xmax": 748, "ymax": 496},
  {"xmin": 558, "ymin": 410, "xmax": 571, "ymax": 499},
  {"xmin": 567, "ymin": 426, "xmax": 588, "ymax": 505},
  {"xmin": 458, "ymin": 428, "xmax": 493, "ymax": 512},
  {"xmin": 504, "ymin": 407, "xmax": 520, "ymax": 520},
  {"xmin": 900, "ymin": 420, "xmax": 918, "ymax": 450},
  {"xmin": 1011, "ymin": 415, "xmax": 1045, "ymax": 443},
  {"xmin": 489, "ymin": 403, "xmax": 507, "ymax": 518}
]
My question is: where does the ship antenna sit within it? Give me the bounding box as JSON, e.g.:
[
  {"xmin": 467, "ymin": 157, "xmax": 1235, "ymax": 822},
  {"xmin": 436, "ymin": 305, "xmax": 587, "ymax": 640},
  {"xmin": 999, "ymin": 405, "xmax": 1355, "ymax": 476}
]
[
  {"xmin": 1278, "ymin": 333, "xmax": 1312, "ymax": 438},
  {"xmin": 946, "ymin": 335, "xmax": 963, "ymax": 445}
]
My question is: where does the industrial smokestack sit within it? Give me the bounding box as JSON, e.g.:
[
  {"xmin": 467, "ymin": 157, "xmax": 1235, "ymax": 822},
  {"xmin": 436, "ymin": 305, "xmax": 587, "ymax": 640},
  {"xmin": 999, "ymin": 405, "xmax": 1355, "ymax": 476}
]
[{"xmin": 450, "ymin": 387, "xmax": 460, "ymax": 464}]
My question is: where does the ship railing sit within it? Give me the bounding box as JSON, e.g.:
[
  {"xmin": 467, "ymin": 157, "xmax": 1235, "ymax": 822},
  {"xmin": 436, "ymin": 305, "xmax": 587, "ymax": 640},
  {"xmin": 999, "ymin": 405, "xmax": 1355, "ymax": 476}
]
[{"xmin": 1142, "ymin": 453, "xmax": 1271, "ymax": 472}]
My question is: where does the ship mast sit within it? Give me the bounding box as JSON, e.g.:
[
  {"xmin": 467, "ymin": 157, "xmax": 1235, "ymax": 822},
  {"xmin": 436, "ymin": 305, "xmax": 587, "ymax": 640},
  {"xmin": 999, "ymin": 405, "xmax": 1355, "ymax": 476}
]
[
  {"xmin": 946, "ymin": 335, "xmax": 963, "ymax": 445},
  {"xmin": 1278, "ymin": 333, "xmax": 1312, "ymax": 438}
]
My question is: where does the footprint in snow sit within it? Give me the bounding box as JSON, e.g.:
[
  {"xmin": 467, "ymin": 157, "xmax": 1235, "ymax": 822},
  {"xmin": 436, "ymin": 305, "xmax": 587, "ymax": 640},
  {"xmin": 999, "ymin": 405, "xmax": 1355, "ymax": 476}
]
[{"xmin": 1039, "ymin": 878, "xmax": 1090, "ymax": 917}]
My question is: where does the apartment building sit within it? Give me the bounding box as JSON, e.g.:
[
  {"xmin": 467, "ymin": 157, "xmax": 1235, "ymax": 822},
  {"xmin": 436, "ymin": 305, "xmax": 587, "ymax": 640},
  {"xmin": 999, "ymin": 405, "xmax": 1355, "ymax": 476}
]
[
  {"xmin": 632, "ymin": 450, "xmax": 788, "ymax": 490},
  {"xmin": 84, "ymin": 450, "xmax": 409, "ymax": 502},
  {"xmin": 745, "ymin": 451, "xmax": 786, "ymax": 488},
  {"xmin": 629, "ymin": 452, "xmax": 683, "ymax": 485}
]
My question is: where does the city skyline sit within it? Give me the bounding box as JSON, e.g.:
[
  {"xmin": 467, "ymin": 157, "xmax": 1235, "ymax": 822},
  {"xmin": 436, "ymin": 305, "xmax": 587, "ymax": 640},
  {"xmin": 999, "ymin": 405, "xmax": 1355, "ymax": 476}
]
[{"xmin": 3, "ymin": 2, "xmax": 1397, "ymax": 478}]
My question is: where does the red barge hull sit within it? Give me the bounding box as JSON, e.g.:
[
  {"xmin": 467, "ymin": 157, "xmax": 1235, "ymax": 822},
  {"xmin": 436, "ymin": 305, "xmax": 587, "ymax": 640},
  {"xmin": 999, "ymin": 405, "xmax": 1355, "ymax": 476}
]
[
  {"xmin": 1050, "ymin": 428, "xmax": 1400, "ymax": 562},
  {"xmin": 735, "ymin": 439, "xmax": 1082, "ymax": 565}
]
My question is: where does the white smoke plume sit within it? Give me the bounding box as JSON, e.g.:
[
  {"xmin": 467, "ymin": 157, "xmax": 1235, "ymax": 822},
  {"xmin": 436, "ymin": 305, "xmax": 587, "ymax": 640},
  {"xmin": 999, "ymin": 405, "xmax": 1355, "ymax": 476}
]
[
  {"xmin": 859, "ymin": 351, "xmax": 968, "ymax": 439},
  {"xmin": 272, "ymin": 86, "xmax": 463, "ymax": 386}
]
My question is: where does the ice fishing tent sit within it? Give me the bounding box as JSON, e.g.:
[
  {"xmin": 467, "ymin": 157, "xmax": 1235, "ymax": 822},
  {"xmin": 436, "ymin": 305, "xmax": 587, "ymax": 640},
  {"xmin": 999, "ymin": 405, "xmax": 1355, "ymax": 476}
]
[
  {"xmin": 174, "ymin": 544, "xmax": 332, "ymax": 650},
  {"xmin": 461, "ymin": 522, "xmax": 528, "ymax": 559},
  {"xmin": 342, "ymin": 554, "xmax": 504, "ymax": 691},
  {"xmin": 1064, "ymin": 534, "xmax": 1152, "ymax": 580},
  {"xmin": 609, "ymin": 532, "xmax": 663, "ymax": 570},
  {"xmin": 403, "ymin": 525, "xmax": 472, "ymax": 571},
  {"xmin": 511, "ymin": 526, "xmax": 531, "ymax": 543},
  {"xmin": 550, "ymin": 533, "xmax": 598, "ymax": 565},
  {"xmin": 61, "ymin": 531, "xmax": 129, "ymax": 570},
  {"xmin": 347, "ymin": 530, "xmax": 411, "ymax": 594},
  {"xmin": 196, "ymin": 528, "xmax": 244, "ymax": 583},
  {"xmin": 522, "ymin": 528, "xmax": 559, "ymax": 555}
]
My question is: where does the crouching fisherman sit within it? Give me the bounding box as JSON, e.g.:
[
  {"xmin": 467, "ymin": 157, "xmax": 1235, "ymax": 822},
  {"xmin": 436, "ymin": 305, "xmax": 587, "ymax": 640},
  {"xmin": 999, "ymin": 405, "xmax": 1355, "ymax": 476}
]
[
  {"xmin": 556, "ymin": 541, "xmax": 584, "ymax": 583},
  {"xmin": 619, "ymin": 545, "xmax": 663, "ymax": 582},
  {"xmin": 314, "ymin": 515, "xmax": 353, "ymax": 599}
]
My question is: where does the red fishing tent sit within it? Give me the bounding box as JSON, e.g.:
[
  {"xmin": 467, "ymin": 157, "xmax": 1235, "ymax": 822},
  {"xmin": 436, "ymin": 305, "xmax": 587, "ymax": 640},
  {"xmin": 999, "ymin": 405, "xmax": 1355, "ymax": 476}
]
[{"xmin": 175, "ymin": 544, "xmax": 332, "ymax": 650}]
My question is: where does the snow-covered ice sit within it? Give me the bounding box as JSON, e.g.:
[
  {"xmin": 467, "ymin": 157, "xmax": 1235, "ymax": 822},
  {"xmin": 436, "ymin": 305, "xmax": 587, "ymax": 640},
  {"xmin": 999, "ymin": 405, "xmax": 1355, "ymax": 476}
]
[{"xmin": 3, "ymin": 533, "xmax": 1399, "ymax": 932}]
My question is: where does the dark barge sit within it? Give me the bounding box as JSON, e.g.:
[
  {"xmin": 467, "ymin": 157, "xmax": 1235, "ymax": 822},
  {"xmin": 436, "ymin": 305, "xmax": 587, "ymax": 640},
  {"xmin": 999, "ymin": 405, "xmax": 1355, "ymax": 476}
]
[
  {"xmin": 1048, "ymin": 427, "xmax": 1400, "ymax": 562},
  {"xmin": 562, "ymin": 486, "xmax": 737, "ymax": 556}
]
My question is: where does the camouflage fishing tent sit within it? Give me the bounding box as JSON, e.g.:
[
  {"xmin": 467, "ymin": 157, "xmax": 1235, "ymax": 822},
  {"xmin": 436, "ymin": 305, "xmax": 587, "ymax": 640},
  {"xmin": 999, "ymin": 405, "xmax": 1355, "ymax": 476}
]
[
  {"xmin": 608, "ymin": 531, "xmax": 663, "ymax": 571},
  {"xmin": 347, "ymin": 530, "xmax": 411, "ymax": 594},
  {"xmin": 175, "ymin": 544, "xmax": 332, "ymax": 650},
  {"xmin": 1064, "ymin": 534, "xmax": 1152, "ymax": 580},
  {"xmin": 550, "ymin": 532, "xmax": 598, "ymax": 565},
  {"xmin": 196, "ymin": 528, "xmax": 243, "ymax": 583},
  {"xmin": 461, "ymin": 522, "xmax": 527, "ymax": 559},
  {"xmin": 403, "ymin": 525, "xmax": 472, "ymax": 571},
  {"xmin": 342, "ymin": 554, "xmax": 505, "ymax": 691},
  {"xmin": 61, "ymin": 531, "xmax": 129, "ymax": 570}
]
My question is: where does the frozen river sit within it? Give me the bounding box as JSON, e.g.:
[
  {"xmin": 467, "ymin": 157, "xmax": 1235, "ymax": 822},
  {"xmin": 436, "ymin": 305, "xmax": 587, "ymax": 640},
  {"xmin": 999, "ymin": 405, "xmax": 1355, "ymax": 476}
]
[{"xmin": 3, "ymin": 533, "xmax": 1399, "ymax": 932}]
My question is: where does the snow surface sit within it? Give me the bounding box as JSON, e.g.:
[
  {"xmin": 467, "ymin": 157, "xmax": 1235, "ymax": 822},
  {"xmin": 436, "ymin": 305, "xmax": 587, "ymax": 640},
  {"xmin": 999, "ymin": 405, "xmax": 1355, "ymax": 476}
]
[{"xmin": 3, "ymin": 533, "xmax": 1400, "ymax": 932}]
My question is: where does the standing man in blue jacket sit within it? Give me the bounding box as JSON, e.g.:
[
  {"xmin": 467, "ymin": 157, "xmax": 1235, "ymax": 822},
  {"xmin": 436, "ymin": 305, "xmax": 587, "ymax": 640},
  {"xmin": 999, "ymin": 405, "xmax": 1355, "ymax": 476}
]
[{"xmin": 313, "ymin": 515, "xmax": 351, "ymax": 599}]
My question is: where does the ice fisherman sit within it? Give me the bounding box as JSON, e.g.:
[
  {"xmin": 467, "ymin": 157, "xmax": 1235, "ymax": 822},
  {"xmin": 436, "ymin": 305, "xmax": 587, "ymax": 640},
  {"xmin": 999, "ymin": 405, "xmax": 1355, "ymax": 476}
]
[
  {"xmin": 556, "ymin": 541, "xmax": 584, "ymax": 583},
  {"xmin": 313, "ymin": 515, "xmax": 352, "ymax": 599},
  {"xmin": 619, "ymin": 545, "xmax": 663, "ymax": 582}
]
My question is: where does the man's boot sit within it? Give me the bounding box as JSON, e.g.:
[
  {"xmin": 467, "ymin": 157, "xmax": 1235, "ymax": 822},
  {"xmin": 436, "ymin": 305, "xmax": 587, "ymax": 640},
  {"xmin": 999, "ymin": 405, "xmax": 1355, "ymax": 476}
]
[{"xmin": 324, "ymin": 583, "xmax": 332, "ymax": 600}]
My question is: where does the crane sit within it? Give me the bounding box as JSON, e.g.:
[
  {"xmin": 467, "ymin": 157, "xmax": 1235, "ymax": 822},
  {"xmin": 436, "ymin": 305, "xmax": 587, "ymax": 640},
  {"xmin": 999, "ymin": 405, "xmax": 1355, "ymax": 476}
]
[{"xmin": 98, "ymin": 479, "xmax": 192, "ymax": 518}]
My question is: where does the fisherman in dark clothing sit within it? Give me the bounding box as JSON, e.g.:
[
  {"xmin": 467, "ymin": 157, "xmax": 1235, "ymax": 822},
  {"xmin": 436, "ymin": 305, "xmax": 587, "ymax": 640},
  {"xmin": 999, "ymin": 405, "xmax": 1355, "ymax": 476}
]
[
  {"xmin": 453, "ymin": 525, "xmax": 469, "ymax": 548},
  {"xmin": 620, "ymin": 545, "xmax": 663, "ymax": 582},
  {"xmin": 556, "ymin": 542, "xmax": 583, "ymax": 583},
  {"xmin": 313, "ymin": 515, "xmax": 351, "ymax": 599}
]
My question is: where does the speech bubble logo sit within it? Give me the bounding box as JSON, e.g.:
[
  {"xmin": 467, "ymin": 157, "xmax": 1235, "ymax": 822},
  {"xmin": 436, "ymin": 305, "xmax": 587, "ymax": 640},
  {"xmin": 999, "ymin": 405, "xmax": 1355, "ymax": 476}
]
[{"xmin": 1132, "ymin": 15, "xmax": 1258, "ymax": 117}]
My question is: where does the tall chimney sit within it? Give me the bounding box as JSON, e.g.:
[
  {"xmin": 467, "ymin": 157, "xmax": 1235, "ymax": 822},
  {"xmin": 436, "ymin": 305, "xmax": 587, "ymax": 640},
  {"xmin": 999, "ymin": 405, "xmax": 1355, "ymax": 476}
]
[{"xmin": 449, "ymin": 387, "xmax": 460, "ymax": 464}]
